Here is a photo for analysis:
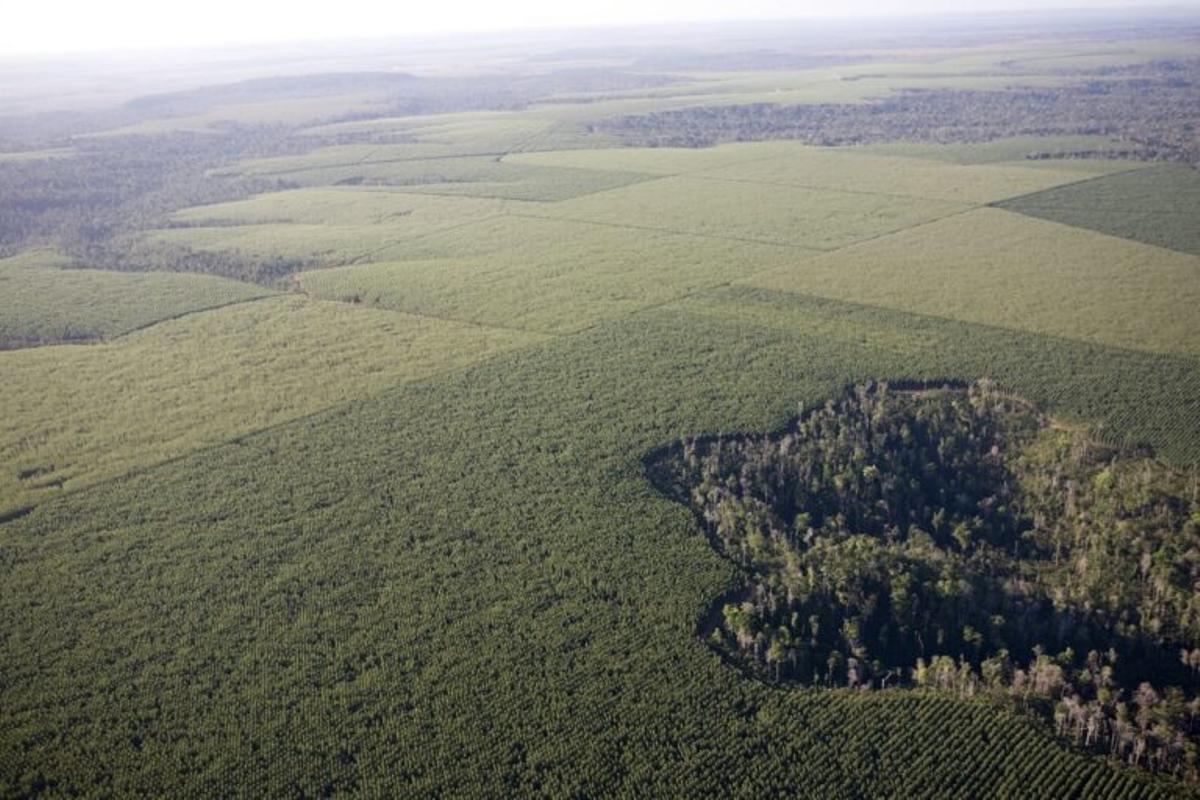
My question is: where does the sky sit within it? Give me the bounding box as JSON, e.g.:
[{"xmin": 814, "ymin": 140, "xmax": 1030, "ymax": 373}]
[{"xmin": 2, "ymin": 0, "xmax": 1192, "ymax": 56}]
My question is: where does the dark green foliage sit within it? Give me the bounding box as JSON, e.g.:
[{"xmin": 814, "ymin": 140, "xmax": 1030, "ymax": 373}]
[
  {"xmin": 88, "ymin": 238, "xmax": 319, "ymax": 287},
  {"xmin": 597, "ymin": 63, "xmax": 1200, "ymax": 164},
  {"xmin": 650, "ymin": 381, "xmax": 1200, "ymax": 778},
  {"xmin": 997, "ymin": 164, "xmax": 1200, "ymax": 255},
  {"xmin": 0, "ymin": 128, "xmax": 302, "ymax": 258},
  {"xmin": 658, "ymin": 383, "xmax": 1036, "ymax": 550},
  {"xmin": 2, "ymin": 293, "xmax": 1197, "ymax": 797}
]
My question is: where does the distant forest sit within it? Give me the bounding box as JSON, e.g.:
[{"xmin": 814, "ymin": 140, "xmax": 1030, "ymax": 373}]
[{"xmin": 599, "ymin": 60, "xmax": 1200, "ymax": 165}]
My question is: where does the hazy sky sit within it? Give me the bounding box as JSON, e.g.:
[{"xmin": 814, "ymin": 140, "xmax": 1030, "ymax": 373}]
[{"xmin": 3, "ymin": 0, "xmax": 1191, "ymax": 56}]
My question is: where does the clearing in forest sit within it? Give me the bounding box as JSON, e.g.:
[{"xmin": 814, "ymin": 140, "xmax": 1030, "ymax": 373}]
[
  {"xmin": 741, "ymin": 207, "xmax": 1200, "ymax": 356},
  {"xmin": 0, "ymin": 295, "xmax": 542, "ymax": 512}
]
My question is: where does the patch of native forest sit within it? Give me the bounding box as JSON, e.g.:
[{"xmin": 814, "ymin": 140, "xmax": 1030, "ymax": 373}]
[
  {"xmin": 649, "ymin": 381, "xmax": 1200, "ymax": 779},
  {"xmin": 2, "ymin": 18, "xmax": 1200, "ymax": 798}
]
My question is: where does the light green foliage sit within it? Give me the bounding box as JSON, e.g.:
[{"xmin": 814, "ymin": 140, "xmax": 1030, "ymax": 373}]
[
  {"xmin": 534, "ymin": 174, "xmax": 969, "ymax": 249},
  {"xmin": 507, "ymin": 138, "xmax": 1142, "ymax": 185},
  {"xmin": 148, "ymin": 190, "xmax": 510, "ymax": 266},
  {"xmin": 0, "ymin": 250, "xmax": 272, "ymax": 348},
  {"xmin": 0, "ymin": 295, "xmax": 543, "ymax": 511},
  {"xmin": 743, "ymin": 207, "xmax": 1200, "ymax": 356},
  {"xmin": 504, "ymin": 141, "xmax": 806, "ymax": 175},
  {"xmin": 689, "ymin": 144, "xmax": 1118, "ymax": 204},
  {"xmin": 140, "ymin": 223, "xmax": 399, "ymax": 264},
  {"xmin": 392, "ymin": 165, "xmax": 654, "ymax": 201},
  {"xmin": 364, "ymin": 110, "xmax": 608, "ymax": 153},
  {"xmin": 233, "ymin": 144, "xmax": 427, "ymax": 174},
  {"xmin": 997, "ymin": 164, "xmax": 1200, "ymax": 256},
  {"xmin": 297, "ymin": 214, "xmax": 806, "ymax": 333},
  {"xmin": 231, "ymin": 144, "xmax": 503, "ymax": 177},
  {"xmin": 170, "ymin": 187, "xmax": 506, "ymax": 227},
  {"xmin": 233, "ymin": 153, "xmax": 656, "ymax": 201},
  {"xmin": 297, "ymin": 109, "xmax": 584, "ymax": 152}
]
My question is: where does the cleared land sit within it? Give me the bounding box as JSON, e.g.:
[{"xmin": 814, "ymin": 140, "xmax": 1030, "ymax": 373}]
[
  {"xmin": 297, "ymin": 214, "xmax": 808, "ymax": 333},
  {"xmin": 0, "ymin": 250, "xmax": 272, "ymax": 348},
  {"xmin": 0, "ymin": 295, "xmax": 542, "ymax": 512},
  {"xmin": 511, "ymin": 141, "xmax": 1131, "ymax": 204},
  {"xmin": 688, "ymin": 145, "xmax": 1129, "ymax": 204},
  {"xmin": 528, "ymin": 175, "xmax": 970, "ymax": 250},
  {"xmin": 141, "ymin": 223, "xmax": 403, "ymax": 266},
  {"xmin": 741, "ymin": 207, "xmax": 1200, "ymax": 356},
  {"xmin": 231, "ymin": 152, "xmax": 657, "ymax": 201},
  {"xmin": 151, "ymin": 189, "xmax": 511, "ymax": 265},
  {"xmin": 503, "ymin": 141, "xmax": 808, "ymax": 175},
  {"xmin": 169, "ymin": 188, "xmax": 508, "ymax": 227}
]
